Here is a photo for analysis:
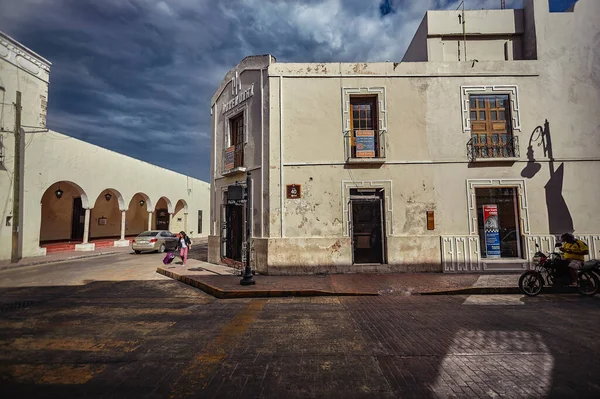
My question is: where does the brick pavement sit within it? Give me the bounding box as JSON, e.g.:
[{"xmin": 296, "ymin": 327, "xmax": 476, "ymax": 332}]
[{"xmin": 1, "ymin": 270, "xmax": 599, "ymax": 399}]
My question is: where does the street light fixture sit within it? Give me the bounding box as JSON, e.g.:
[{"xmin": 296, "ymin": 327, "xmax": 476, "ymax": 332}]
[
  {"xmin": 104, "ymin": 191, "xmax": 112, "ymax": 201},
  {"xmin": 139, "ymin": 199, "xmax": 145, "ymax": 206},
  {"xmin": 55, "ymin": 183, "xmax": 63, "ymax": 199},
  {"xmin": 240, "ymin": 172, "xmax": 255, "ymax": 285}
]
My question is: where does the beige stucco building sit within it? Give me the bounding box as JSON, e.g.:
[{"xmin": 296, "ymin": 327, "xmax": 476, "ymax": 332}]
[
  {"xmin": 0, "ymin": 31, "xmax": 210, "ymax": 262},
  {"xmin": 209, "ymin": 0, "xmax": 600, "ymax": 274}
]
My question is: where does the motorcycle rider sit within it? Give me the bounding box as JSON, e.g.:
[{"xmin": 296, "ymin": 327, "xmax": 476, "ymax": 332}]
[{"xmin": 559, "ymin": 233, "xmax": 589, "ymax": 285}]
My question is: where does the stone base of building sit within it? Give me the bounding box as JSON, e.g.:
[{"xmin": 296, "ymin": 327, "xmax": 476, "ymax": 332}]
[
  {"xmin": 208, "ymin": 235, "xmax": 445, "ymax": 275},
  {"xmin": 113, "ymin": 240, "xmax": 130, "ymax": 247},
  {"xmin": 74, "ymin": 243, "xmax": 95, "ymax": 251}
]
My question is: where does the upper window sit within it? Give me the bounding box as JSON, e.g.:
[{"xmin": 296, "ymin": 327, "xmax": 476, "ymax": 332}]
[
  {"xmin": 349, "ymin": 96, "xmax": 382, "ymax": 159},
  {"xmin": 224, "ymin": 113, "xmax": 244, "ymax": 172},
  {"xmin": 468, "ymin": 95, "xmax": 517, "ymax": 160}
]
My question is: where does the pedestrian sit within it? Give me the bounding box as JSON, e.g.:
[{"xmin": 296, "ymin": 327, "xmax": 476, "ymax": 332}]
[{"xmin": 177, "ymin": 231, "xmax": 192, "ymax": 267}]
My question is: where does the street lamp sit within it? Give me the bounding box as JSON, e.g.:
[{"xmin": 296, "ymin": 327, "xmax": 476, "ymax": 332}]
[
  {"xmin": 55, "ymin": 183, "xmax": 63, "ymax": 199},
  {"xmin": 240, "ymin": 172, "xmax": 255, "ymax": 285}
]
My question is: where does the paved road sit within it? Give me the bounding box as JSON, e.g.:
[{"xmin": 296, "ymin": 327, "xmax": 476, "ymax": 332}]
[{"xmin": 1, "ymin": 255, "xmax": 599, "ymax": 398}]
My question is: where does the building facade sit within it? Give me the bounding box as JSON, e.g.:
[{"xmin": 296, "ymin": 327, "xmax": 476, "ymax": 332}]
[
  {"xmin": 0, "ymin": 31, "xmax": 210, "ymax": 261},
  {"xmin": 209, "ymin": 0, "xmax": 600, "ymax": 274}
]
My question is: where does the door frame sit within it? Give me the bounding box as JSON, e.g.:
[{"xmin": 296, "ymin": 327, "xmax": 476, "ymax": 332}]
[
  {"xmin": 349, "ymin": 193, "xmax": 387, "ymax": 265},
  {"xmin": 71, "ymin": 197, "xmax": 85, "ymax": 240}
]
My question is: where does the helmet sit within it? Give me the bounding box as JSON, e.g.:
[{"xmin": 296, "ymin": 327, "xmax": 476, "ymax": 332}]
[{"xmin": 560, "ymin": 232, "xmax": 575, "ymax": 242}]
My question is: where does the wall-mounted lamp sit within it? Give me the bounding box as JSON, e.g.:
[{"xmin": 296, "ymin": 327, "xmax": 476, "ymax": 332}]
[
  {"xmin": 55, "ymin": 183, "xmax": 63, "ymax": 199},
  {"xmin": 104, "ymin": 191, "xmax": 112, "ymax": 201},
  {"xmin": 139, "ymin": 199, "xmax": 145, "ymax": 206}
]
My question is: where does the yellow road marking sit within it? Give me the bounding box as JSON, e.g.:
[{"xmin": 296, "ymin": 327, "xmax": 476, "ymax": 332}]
[
  {"xmin": 170, "ymin": 299, "xmax": 267, "ymax": 398},
  {"xmin": 0, "ymin": 337, "xmax": 140, "ymax": 352},
  {"xmin": 0, "ymin": 364, "xmax": 107, "ymax": 384}
]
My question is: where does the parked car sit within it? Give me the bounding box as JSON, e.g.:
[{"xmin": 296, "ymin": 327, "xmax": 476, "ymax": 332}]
[{"xmin": 132, "ymin": 230, "xmax": 178, "ymax": 254}]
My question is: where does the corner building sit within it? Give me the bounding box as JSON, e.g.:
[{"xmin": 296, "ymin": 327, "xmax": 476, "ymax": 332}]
[{"xmin": 209, "ymin": 0, "xmax": 600, "ymax": 275}]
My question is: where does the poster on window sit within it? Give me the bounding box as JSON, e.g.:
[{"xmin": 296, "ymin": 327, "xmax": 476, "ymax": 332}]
[
  {"xmin": 483, "ymin": 204, "xmax": 501, "ymax": 258},
  {"xmin": 355, "ymin": 130, "xmax": 375, "ymax": 157},
  {"xmin": 224, "ymin": 146, "xmax": 235, "ymax": 170}
]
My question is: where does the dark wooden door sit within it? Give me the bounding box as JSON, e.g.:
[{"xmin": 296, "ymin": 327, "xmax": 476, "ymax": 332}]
[
  {"xmin": 71, "ymin": 197, "xmax": 85, "ymax": 240},
  {"xmin": 226, "ymin": 204, "xmax": 243, "ymax": 261},
  {"xmin": 156, "ymin": 208, "xmax": 169, "ymax": 230}
]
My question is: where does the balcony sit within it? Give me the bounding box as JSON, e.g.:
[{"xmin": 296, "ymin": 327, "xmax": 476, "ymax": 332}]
[
  {"xmin": 467, "ymin": 136, "xmax": 519, "ymax": 162},
  {"xmin": 344, "ymin": 130, "xmax": 386, "ymax": 164},
  {"xmin": 222, "ymin": 144, "xmax": 246, "ymax": 176}
]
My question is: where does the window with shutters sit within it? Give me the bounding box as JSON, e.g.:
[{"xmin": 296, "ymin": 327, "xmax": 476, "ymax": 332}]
[
  {"xmin": 223, "ymin": 112, "xmax": 245, "ymax": 174},
  {"xmin": 346, "ymin": 96, "xmax": 386, "ymax": 162},
  {"xmin": 467, "ymin": 94, "xmax": 519, "ymax": 161}
]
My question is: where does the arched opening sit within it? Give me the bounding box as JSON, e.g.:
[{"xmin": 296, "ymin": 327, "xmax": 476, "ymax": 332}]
[
  {"xmin": 171, "ymin": 199, "xmax": 188, "ymax": 234},
  {"xmin": 154, "ymin": 197, "xmax": 172, "ymax": 231},
  {"xmin": 39, "ymin": 181, "xmax": 89, "ymax": 248},
  {"xmin": 89, "ymin": 188, "xmax": 124, "ymax": 241},
  {"xmin": 126, "ymin": 193, "xmax": 152, "ymax": 236}
]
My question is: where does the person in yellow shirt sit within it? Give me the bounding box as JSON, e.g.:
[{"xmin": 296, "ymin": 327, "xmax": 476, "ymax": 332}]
[{"xmin": 559, "ymin": 232, "xmax": 589, "ymax": 285}]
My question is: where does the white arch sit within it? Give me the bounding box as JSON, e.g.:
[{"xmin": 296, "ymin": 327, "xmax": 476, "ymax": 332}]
[
  {"xmin": 41, "ymin": 180, "xmax": 90, "ymax": 208},
  {"xmin": 93, "ymin": 188, "xmax": 126, "ymax": 211},
  {"xmin": 174, "ymin": 199, "xmax": 189, "ymax": 213},
  {"xmin": 154, "ymin": 196, "xmax": 174, "ymax": 214},
  {"xmin": 127, "ymin": 192, "xmax": 154, "ymax": 213}
]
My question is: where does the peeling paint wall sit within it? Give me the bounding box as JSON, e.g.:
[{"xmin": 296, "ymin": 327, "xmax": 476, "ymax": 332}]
[{"xmin": 210, "ymin": 0, "xmax": 600, "ymax": 274}]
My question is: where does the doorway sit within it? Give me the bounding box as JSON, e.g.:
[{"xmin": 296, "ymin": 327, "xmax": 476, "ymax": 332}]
[
  {"xmin": 156, "ymin": 208, "xmax": 170, "ymax": 230},
  {"xmin": 475, "ymin": 187, "xmax": 522, "ymax": 258},
  {"xmin": 71, "ymin": 197, "xmax": 85, "ymax": 240},
  {"xmin": 349, "ymin": 189, "xmax": 386, "ymax": 264},
  {"xmin": 225, "ymin": 203, "xmax": 244, "ymax": 261}
]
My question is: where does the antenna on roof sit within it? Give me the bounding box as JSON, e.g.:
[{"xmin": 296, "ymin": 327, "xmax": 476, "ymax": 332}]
[
  {"xmin": 456, "ymin": 1, "xmax": 467, "ymax": 62},
  {"xmin": 501, "ymin": 0, "xmax": 506, "ymax": 9}
]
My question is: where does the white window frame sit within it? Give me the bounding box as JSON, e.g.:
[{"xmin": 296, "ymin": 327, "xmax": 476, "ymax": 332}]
[{"xmin": 461, "ymin": 85, "xmax": 522, "ymax": 134}]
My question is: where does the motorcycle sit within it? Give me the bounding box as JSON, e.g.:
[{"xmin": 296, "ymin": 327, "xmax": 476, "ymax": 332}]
[{"xmin": 519, "ymin": 243, "xmax": 600, "ymax": 296}]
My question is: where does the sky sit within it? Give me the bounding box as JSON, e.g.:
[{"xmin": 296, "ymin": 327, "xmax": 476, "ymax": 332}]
[{"xmin": 0, "ymin": 0, "xmax": 578, "ymax": 182}]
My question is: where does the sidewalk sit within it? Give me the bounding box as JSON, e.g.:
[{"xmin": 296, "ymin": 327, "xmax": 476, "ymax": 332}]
[
  {"xmin": 0, "ymin": 246, "xmax": 132, "ymax": 271},
  {"xmin": 157, "ymin": 264, "xmax": 523, "ymax": 298}
]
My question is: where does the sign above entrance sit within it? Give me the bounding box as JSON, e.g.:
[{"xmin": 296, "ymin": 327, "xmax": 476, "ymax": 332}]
[{"xmin": 286, "ymin": 184, "xmax": 301, "ymax": 199}]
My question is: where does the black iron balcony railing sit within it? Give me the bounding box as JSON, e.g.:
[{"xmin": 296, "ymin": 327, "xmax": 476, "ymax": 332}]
[
  {"xmin": 223, "ymin": 143, "xmax": 244, "ymax": 174},
  {"xmin": 344, "ymin": 129, "xmax": 386, "ymax": 162},
  {"xmin": 467, "ymin": 135, "xmax": 519, "ymax": 162}
]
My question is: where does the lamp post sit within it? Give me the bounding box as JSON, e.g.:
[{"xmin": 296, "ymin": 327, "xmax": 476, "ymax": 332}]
[{"xmin": 240, "ymin": 172, "xmax": 255, "ymax": 285}]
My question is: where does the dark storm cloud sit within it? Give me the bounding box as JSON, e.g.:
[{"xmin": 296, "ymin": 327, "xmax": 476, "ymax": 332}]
[
  {"xmin": 379, "ymin": 0, "xmax": 396, "ymax": 17},
  {"xmin": 0, "ymin": 0, "xmax": 543, "ymax": 181}
]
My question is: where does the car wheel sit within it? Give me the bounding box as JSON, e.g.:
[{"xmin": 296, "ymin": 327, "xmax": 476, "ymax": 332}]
[
  {"xmin": 159, "ymin": 244, "xmax": 166, "ymax": 253},
  {"xmin": 134, "ymin": 250, "xmax": 141, "ymax": 254}
]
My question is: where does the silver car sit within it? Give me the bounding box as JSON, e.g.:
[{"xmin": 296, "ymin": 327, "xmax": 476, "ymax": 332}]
[{"xmin": 132, "ymin": 230, "xmax": 179, "ymax": 254}]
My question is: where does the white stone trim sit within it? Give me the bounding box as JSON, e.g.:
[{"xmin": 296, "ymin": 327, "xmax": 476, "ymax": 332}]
[
  {"xmin": 526, "ymin": 234, "xmax": 600, "ymax": 262},
  {"xmin": 0, "ymin": 34, "xmax": 50, "ymax": 82},
  {"xmin": 342, "ymin": 87, "xmax": 387, "ymax": 132},
  {"xmin": 341, "ymin": 180, "xmax": 393, "ymax": 237},
  {"xmin": 441, "ymin": 235, "xmax": 481, "ymax": 272},
  {"xmin": 461, "ymin": 85, "xmax": 521, "ymax": 133},
  {"xmin": 466, "ymin": 179, "xmax": 530, "ymax": 236}
]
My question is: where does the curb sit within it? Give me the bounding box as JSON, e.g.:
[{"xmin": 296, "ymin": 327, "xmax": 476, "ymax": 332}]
[
  {"xmin": 157, "ymin": 268, "xmax": 379, "ymax": 299},
  {"xmin": 0, "ymin": 251, "xmax": 122, "ymax": 271},
  {"xmin": 420, "ymin": 286, "xmax": 522, "ymax": 295}
]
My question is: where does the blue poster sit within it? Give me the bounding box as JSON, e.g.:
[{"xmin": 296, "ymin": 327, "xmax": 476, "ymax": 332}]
[
  {"xmin": 483, "ymin": 205, "xmax": 501, "ymax": 258},
  {"xmin": 355, "ymin": 130, "xmax": 375, "ymax": 157}
]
